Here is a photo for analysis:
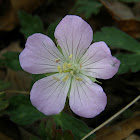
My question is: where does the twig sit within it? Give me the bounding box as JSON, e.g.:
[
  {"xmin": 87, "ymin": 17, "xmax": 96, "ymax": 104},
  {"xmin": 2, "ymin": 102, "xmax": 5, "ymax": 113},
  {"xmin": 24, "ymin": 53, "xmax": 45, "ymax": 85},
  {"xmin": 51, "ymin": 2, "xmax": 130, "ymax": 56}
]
[
  {"xmin": 81, "ymin": 95, "xmax": 140, "ymax": 140},
  {"xmin": 4, "ymin": 90, "xmax": 29, "ymax": 94}
]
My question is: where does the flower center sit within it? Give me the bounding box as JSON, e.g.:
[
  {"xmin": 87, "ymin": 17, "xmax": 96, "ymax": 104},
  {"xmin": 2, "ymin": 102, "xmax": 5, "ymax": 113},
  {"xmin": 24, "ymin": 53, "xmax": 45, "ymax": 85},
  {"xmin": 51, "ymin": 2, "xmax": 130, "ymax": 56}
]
[{"xmin": 54, "ymin": 54, "xmax": 83, "ymax": 82}]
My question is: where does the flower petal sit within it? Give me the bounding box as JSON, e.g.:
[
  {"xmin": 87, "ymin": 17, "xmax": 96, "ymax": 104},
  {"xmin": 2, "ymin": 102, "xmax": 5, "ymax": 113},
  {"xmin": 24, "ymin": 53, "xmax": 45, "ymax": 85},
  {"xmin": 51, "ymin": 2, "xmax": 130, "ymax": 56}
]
[
  {"xmin": 30, "ymin": 73, "xmax": 71, "ymax": 115},
  {"xmin": 19, "ymin": 33, "xmax": 64, "ymax": 74},
  {"xmin": 80, "ymin": 41, "xmax": 120, "ymax": 79},
  {"xmin": 54, "ymin": 15, "xmax": 93, "ymax": 61},
  {"xmin": 69, "ymin": 75, "xmax": 107, "ymax": 118}
]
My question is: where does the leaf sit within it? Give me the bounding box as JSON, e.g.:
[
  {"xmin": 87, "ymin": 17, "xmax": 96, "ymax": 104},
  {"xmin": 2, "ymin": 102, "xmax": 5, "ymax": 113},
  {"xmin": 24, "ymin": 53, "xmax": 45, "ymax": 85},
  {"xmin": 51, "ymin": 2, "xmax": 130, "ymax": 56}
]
[
  {"xmin": 94, "ymin": 27, "xmax": 140, "ymax": 53},
  {"xmin": 8, "ymin": 94, "xmax": 45, "ymax": 125},
  {"xmin": 31, "ymin": 73, "xmax": 57, "ymax": 86},
  {"xmin": 53, "ymin": 112, "xmax": 95, "ymax": 140},
  {"xmin": 38, "ymin": 119, "xmax": 55, "ymax": 140},
  {"xmin": 18, "ymin": 10, "xmax": 44, "ymax": 39},
  {"xmin": 63, "ymin": 130, "xmax": 74, "ymax": 140},
  {"xmin": 47, "ymin": 19, "xmax": 61, "ymax": 40},
  {"xmin": 115, "ymin": 53, "xmax": 140, "ymax": 74},
  {"xmin": 0, "ymin": 100, "xmax": 9, "ymax": 111},
  {"xmin": 74, "ymin": 0, "xmax": 102, "ymax": 19},
  {"xmin": 0, "ymin": 81, "xmax": 11, "ymax": 91},
  {"xmin": 2, "ymin": 51, "xmax": 22, "ymax": 71},
  {"xmin": 0, "ymin": 92, "xmax": 9, "ymax": 111}
]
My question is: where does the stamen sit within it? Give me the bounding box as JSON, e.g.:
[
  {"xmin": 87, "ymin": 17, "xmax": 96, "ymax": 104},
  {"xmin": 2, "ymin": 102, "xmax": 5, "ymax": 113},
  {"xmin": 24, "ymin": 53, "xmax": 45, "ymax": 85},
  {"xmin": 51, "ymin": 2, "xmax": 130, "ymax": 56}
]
[
  {"xmin": 63, "ymin": 62, "xmax": 67, "ymax": 71},
  {"xmin": 80, "ymin": 64, "xmax": 82, "ymax": 69},
  {"xmin": 57, "ymin": 65, "xmax": 62, "ymax": 73},
  {"xmin": 70, "ymin": 71, "xmax": 74, "ymax": 76},
  {"xmin": 63, "ymin": 74, "xmax": 69, "ymax": 81},
  {"xmin": 56, "ymin": 59, "xmax": 60, "ymax": 63},
  {"xmin": 67, "ymin": 63, "xmax": 72, "ymax": 68},
  {"xmin": 52, "ymin": 76, "xmax": 60, "ymax": 81},
  {"xmin": 69, "ymin": 54, "xmax": 72, "ymax": 59},
  {"xmin": 75, "ymin": 77, "xmax": 83, "ymax": 81}
]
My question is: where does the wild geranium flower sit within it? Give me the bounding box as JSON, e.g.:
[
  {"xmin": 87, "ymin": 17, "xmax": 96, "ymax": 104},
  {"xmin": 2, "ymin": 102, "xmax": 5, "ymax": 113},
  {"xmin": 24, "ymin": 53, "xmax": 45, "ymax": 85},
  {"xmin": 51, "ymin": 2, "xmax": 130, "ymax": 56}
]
[{"xmin": 19, "ymin": 15, "xmax": 120, "ymax": 118}]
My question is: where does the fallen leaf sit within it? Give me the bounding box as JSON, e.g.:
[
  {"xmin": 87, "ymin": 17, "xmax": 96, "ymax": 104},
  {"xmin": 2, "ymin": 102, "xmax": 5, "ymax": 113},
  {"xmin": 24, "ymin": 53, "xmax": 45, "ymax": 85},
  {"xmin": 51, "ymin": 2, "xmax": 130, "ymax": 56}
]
[
  {"xmin": 99, "ymin": 0, "xmax": 140, "ymax": 38},
  {"xmin": 93, "ymin": 112, "xmax": 140, "ymax": 140},
  {"xmin": 0, "ymin": 132, "xmax": 13, "ymax": 140},
  {"xmin": 0, "ymin": 0, "xmax": 45, "ymax": 31},
  {"xmin": 125, "ymin": 134, "xmax": 140, "ymax": 140}
]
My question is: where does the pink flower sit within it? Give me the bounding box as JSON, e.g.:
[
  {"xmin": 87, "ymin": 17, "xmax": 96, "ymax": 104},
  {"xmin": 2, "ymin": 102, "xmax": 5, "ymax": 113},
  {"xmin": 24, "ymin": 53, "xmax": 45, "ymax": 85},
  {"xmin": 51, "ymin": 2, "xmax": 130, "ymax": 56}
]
[{"xmin": 19, "ymin": 15, "xmax": 120, "ymax": 118}]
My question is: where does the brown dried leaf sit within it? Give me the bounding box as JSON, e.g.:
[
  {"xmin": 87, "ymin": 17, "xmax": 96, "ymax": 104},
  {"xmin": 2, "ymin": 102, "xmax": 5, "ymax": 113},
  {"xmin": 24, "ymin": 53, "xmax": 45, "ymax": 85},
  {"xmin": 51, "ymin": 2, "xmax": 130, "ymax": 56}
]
[
  {"xmin": 0, "ymin": 42, "xmax": 31, "ymax": 95},
  {"xmin": 93, "ymin": 112, "xmax": 140, "ymax": 140},
  {"xmin": 100, "ymin": 0, "xmax": 140, "ymax": 38},
  {"xmin": 125, "ymin": 134, "xmax": 140, "ymax": 140},
  {"xmin": 0, "ymin": 132, "xmax": 13, "ymax": 140},
  {"xmin": 0, "ymin": 0, "xmax": 45, "ymax": 31}
]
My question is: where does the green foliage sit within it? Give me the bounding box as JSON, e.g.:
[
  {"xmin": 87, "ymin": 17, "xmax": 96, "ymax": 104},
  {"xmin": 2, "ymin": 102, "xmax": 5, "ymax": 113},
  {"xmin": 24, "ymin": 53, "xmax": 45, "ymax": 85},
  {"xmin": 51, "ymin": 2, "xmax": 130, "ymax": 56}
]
[
  {"xmin": 115, "ymin": 53, "xmax": 140, "ymax": 74},
  {"xmin": 18, "ymin": 10, "xmax": 44, "ymax": 39},
  {"xmin": 38, "ymin": 120, "xmax": 55, "ymax": 140},
  {"xmin": 119, "ymin": 0, "xmax": 140, "ymax": 3},
  {"xmin": 8, "ymin": 94, "xmax": 45, "ymax": 125},
  {"xmin": 53, "ymin": 112, "xmax": 95, "ymax": 140},
  {"xmin": 0, "ymin": 81, "xmax": 11, "ymax": 91},
  {"xmin": 38, "ymin": 119, "xmax": 74, "ymax": 140},
  {"xmin": 0, "ymin": 93, "xmax": 9, "ymax": 111},
  {"xmin": 74, "ymin": 0, "xmax": 102, "ymax": 19},
  {"xmin": 94, "ymin": 27, "xmax": 140, "ymax": 74},
  {"xmin": 47, "ymin": 19, "xmax": 61, "ymax": 40},
  {"xmin": 94, "ymin": 27, "xmax": 140, "ymax": 53},
  {"xmin": 0, "ymin": 52, "xmax": 22, "ymax": 71}
]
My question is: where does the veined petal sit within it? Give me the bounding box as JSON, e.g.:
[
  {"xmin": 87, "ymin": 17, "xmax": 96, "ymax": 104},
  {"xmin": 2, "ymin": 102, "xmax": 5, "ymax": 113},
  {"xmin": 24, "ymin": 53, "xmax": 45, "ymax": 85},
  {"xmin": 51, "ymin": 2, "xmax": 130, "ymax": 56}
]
[
  {"xmin": 80, "ymin": 41, "xmax": 120, "ymax": 79},
  {"xmin": 69, "ymin": 75, "xmax": 107, "ymax": 118},
  {"xmin": 19, "ymin": 33, "xmax": 64, "ymax": 74},
  {"xmin": 54, "ymin": 15, "xmax": 93, "ymax": 62},
  {"xmin": 30, "ymin": 73, "xmax": 71, "ymax": 115}
]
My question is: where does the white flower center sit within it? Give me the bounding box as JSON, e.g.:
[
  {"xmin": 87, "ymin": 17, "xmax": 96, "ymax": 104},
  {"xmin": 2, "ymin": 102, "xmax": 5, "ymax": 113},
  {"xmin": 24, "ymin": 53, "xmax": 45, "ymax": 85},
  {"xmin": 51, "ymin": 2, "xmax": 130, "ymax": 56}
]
[{"xmin": 54, "ymin": 54, "xmax": 83, "ymax": 82}]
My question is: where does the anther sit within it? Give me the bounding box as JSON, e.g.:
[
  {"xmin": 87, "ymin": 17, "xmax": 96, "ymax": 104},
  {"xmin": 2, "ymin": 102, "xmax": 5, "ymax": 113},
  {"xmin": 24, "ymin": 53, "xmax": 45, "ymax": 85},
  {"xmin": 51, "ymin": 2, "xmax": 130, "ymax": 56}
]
[
  {"xmin": 67, "ymin": 63, "xmax": 72, "ymax": 68},
  {"xmin": 57, "ymin": 65, "xmax": 62, "ymax": 73},
  {"xmin": 63, "ymin": 74, "xmax": 69, "ymax": 81},
  {"xmin": 70, "ymin": 71, "xmax": 74, "ymax": 76},
  {"xmin": 80, "ymin": 64, "xmax": 82, "ymax": 69},
  {"xmin": 63, "ymin": 62, "xmax": 67, "ymax": 71},
  {"xmin": 56, "ymin": 59, "xmax": 60, "ymax": 63},
  {"xmin": 69, "ymin": 54, "xmax": 72, "ymax": 59},
  {"xmin": 52, "ymin": 76, "xmax": 60, "ymax": 81},
  {"xmin": 75, "ymin": 77, "xmax": 83, "ymax": 81}
]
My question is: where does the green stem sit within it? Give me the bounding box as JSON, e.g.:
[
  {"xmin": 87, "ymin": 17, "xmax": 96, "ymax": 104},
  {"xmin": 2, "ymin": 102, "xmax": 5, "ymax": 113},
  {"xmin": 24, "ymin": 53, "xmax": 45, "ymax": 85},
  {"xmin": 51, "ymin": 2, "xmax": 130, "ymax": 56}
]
[{"xmin": 81, "ymin": 95, "xmax": 140, "ymax": 140}]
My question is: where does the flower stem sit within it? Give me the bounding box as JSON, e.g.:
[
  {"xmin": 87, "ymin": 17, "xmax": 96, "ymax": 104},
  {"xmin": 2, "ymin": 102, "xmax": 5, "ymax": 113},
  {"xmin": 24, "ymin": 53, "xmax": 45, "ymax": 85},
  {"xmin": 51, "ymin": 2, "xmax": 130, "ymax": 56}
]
[{"xmin": 81, "ymin": 95, "xmax": 140, "ymax": 140}]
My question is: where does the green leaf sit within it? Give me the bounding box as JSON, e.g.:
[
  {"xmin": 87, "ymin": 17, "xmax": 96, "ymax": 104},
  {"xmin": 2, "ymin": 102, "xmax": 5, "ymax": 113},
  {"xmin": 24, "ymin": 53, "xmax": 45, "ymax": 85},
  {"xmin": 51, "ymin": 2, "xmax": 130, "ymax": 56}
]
[
  {"xmin": 53, "ymin": 112, "xmax": 95, "ymax": 140},
  {"xmin": 94, "ymin": 27, "xmax": 140, "ymax": 53},
  {"xmin": 47, "ymin": 19, "xmax": 61, "ymax": 40},
  {"xmin": 0, "ymin": 100, "xmax": 9, "ymax": 111},
  {"xmin": 54, "ymin": 130, "xmax": 63, "ymax": 140},
  {"xmin": 115, "ymin": 53, "xmax": 140, "ymax": 74},
  {"xmin": 18, "ymin": 10, "xmax": 44, "ymax": 38},
  {"xmin": 119, "ymin": 0, "xmax": 140, "ymax": 3},
  {"xmin": 38, "ymin": 119, "xmax": 55, "ymax": 140},
  {"xmin": 74, "ymin": 0, "xmax": 102, "ymax": 19},
  {"xmin": 63, "ymin": 130, "xmax": 74, "ymax": 140},
  {"xmin": 2, "ymin": 51, "xmax": 22, "ymax": 71},
  {"xmin": 8, "ymin": 94, "xmax": 45, "ymax": 125},
  {"xmin": 0, "ymin": 92, "xmax": 9, "ymax": 111},
  {"xmin": 0, "ymin": 81, "xmax": 11, "ymax": 91}
]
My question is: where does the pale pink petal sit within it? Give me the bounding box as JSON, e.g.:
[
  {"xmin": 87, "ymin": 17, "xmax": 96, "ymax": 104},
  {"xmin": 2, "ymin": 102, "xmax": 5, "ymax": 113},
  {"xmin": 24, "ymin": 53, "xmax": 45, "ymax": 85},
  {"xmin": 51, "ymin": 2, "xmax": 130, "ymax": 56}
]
[
  {"xmin": 54, "ymin": 15, "xmax": 93, "ymax": 61},
  {"xmin": 69, "ymin": 75, "xmax": 107, "ymax": 118},
  {"xmin": 80, "ymin": 41, "xmax": 120, "ymax": 79},
  {"xmin": 30, "ymin": 73, "xmax": 70, "ymax": 115},
  {"xmin": 19, "ymin": 33, "xmax": 64, "ymax": 74}
]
